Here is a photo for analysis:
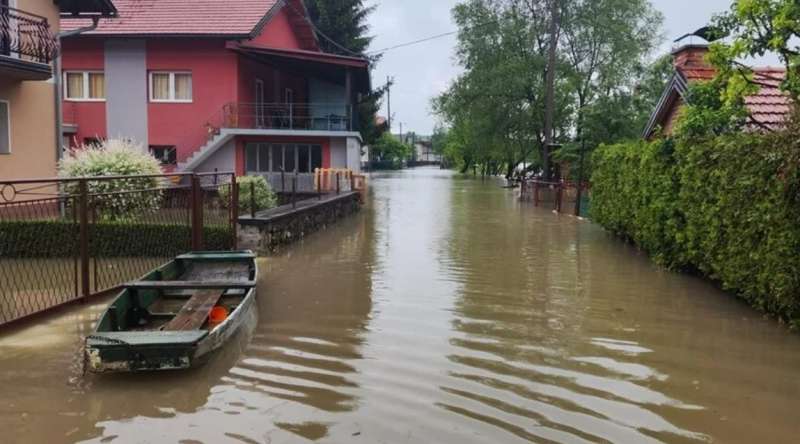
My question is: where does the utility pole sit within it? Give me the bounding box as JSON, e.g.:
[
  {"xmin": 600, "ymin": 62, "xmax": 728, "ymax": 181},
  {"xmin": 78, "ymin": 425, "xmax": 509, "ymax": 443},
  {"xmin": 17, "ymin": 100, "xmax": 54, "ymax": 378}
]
[
  {"xmin": 399, "ymin": 122, "xmax": 403, "ymax": 142},
  {"xmin": 386, "ymin": 76, "xmax": 394, "ymax": 132},
  {"xmin": 542, "ymin": 0, "xmax": 560, "ymax": 181}
]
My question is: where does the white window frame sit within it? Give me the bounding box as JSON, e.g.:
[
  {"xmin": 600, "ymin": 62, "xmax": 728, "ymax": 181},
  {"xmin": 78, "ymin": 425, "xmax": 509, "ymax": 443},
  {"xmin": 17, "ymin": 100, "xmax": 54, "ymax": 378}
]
[
  {"xmin": 0, "ymin": 100, "xmax": 10, "ymax": 154},
  {"xmin": 149, "ymin": 71, "xmax": 193, "ymax": 103},
  {"xmin": 63, "ymin": 71, "xmax": 106, "ymax": 102}
]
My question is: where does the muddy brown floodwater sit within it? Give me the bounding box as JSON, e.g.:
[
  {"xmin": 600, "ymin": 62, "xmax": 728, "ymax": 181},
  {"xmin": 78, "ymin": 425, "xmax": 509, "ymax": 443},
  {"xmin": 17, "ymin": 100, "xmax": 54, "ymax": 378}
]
[{"xmin": 1, "ymin": 168, "xmax": 800, "ymax": 443}]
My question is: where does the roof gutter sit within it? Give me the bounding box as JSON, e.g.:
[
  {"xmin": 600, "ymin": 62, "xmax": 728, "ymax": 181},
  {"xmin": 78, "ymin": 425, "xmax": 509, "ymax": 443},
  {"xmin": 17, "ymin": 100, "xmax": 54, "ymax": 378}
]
[{"xmin": 54, "ymin": 17, "xmax": 100, "ymax": 163}]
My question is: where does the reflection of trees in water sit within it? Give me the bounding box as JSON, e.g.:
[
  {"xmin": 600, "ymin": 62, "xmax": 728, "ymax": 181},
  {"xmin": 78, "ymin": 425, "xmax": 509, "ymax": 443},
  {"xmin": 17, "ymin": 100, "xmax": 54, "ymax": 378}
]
[{"xmin": 439, "ymin": 181, "xmax": 705, "ymax": 443}]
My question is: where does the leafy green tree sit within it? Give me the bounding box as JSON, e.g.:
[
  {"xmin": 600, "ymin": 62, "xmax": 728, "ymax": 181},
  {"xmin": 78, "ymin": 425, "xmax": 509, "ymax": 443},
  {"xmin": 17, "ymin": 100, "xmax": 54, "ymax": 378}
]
[
  {"xmin": 435, "ymin": 0, "xmax": 664, "ymax": 179},
  {"xmin": 371, "ymin": 133, "xmax": 413, "ymax": 167},
  {"xmin": 713, "ymin": 0, "xmax": 800, "ymax": 99}
]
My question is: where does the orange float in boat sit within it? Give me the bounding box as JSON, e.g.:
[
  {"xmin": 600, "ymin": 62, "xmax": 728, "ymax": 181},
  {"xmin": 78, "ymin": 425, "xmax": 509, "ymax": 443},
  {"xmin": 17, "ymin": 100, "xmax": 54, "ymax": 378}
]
[{"xmin": 209, "ymin": 306, "xmax": 229, "ymax": 325}]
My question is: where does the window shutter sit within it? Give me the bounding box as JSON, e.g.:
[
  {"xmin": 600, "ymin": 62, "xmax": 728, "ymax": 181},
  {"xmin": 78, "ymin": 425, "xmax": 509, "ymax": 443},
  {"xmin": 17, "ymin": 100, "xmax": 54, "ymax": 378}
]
[{"xmin": 0, "ymin": 101, "xmax": 9, "ymax": 154}]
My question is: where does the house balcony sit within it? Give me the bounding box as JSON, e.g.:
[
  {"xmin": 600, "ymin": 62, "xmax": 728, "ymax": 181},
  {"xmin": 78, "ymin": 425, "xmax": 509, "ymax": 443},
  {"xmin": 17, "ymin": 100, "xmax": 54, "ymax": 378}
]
[
  {"xmin": 0, "ymin": 6, "xmax": 59, "ymax": 80},
  {"xmin": 219, "ymin": 102, "xmax": 355, "ymax": 134}
]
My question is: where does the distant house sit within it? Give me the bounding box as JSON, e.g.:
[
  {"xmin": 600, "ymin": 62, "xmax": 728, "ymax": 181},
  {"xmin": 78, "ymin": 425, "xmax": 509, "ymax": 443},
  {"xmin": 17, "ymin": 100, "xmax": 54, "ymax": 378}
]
[
  {"xmin": 643, "ymin": 43, "xmax": 791, "ymax": 139},
  {"xmin": 60, "ymin": 0, "xmax": 371, "ymax": 187},
  {"xmin": 398, "ymin": 133, "xmax": 442, "ymax": 164},
  {"xmin": 0, "ymin": 0, "xmax": 116, "ymax": 180}
]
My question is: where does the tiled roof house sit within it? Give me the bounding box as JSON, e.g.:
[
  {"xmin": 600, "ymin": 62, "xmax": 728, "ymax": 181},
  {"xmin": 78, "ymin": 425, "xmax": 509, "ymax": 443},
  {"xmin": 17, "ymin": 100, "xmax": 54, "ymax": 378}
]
[
  {"xmin": 643, "ymin": 44, "xmax": 792, "ymax": 139},
  {"xmin": 60, "ymin": 0, "xmax": 371, "ymax": 184}
]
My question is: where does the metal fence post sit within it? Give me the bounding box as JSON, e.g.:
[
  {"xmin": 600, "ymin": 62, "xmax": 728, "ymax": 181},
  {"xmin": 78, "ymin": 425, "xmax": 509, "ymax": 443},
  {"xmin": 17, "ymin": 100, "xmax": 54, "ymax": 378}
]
[
  {"xmin": 336, "ymin": 172, "xmax": 340, "ymax": 195},
  {"xmin": 78, "ymin": 179, "xmax": 90, "ymax": 301},
  {"xmin": 231, "ymin": 175, "xmax": 239, "ymax": 250},
  {"xmin": 191, "ymin": 175, "xmax": 204, "ymax": 251},
  {"xmin": 292, "ymin": 176, "xmax": 297, "ymax": 209}
]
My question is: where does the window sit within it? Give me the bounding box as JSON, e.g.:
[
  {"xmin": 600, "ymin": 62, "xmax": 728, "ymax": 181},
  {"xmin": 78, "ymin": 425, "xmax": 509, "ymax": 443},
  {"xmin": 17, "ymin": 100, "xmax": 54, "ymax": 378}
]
[
  {"xmin": 83, "ymin": 137, "xmax": 103, "ymax": 148},
  {"xmin": 245, "ymin": 143, "xmax": 322, "ymax": 173},
  {"xmin": 150, "ymin": 72, "xmax": 192, "ymax": 103},
  {"xmin": 64, "ymin": 72, "xmax": 105, "ymax": 101},
  {"xmin": 150, "ymin": 145, "xmax": 177, "ymax": 165},
  {"xmin": 0, "ymin": 100, "xmax": 10, "ymax": 154}
]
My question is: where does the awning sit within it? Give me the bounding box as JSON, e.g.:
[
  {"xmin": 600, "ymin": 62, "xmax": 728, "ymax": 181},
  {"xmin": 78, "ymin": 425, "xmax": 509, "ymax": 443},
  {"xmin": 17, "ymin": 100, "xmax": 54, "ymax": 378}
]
[{"xmin": 231, "ymin": 43, "xmax": 371, "ymax": 94}]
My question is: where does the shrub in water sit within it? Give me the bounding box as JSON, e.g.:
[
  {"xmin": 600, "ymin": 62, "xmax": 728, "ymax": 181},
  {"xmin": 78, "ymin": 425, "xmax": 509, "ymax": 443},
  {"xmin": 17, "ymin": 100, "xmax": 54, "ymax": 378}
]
[
  {"xmin": 219, "ymin": 175, "xmax": 277, "ymax": 214},
  {"xmin": 59, "ymin": 139, "xmax": 164, "ymax": 221}
]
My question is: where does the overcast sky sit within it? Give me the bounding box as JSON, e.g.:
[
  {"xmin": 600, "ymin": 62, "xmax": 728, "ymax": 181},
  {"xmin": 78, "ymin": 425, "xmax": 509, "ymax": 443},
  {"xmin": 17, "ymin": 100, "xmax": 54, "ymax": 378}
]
[{"xmin": 366, "ymin": 0, "xmax": 736, "ymax": 135}]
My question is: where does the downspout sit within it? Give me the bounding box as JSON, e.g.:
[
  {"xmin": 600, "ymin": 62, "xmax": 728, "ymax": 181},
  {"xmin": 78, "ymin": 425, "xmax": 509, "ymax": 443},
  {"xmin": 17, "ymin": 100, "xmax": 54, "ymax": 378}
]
[{"xmin": 54, "ymin": 17, "xmax": 100, "ymax": 163}]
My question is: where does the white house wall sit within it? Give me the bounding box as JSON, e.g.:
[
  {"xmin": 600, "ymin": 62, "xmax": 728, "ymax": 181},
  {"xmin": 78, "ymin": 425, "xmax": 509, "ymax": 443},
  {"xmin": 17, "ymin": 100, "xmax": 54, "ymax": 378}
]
[
  {"xmin": 330, "ymin": 137, "xmax": 347, "ymax": 168},
  {"xmin": 347, "ymin": 136, "xmax": 362, "ymax": 173},
  {"xmin": 195, "ymin": 139, "xmax": 236, "ymax": 173}
]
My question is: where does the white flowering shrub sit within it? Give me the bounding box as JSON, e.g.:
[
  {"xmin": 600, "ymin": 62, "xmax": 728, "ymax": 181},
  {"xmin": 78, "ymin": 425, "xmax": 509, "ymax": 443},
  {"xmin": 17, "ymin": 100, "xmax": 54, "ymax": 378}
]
[{"xmin": 59, "ymin": 139, "xmax": 164, "ymax": 221}]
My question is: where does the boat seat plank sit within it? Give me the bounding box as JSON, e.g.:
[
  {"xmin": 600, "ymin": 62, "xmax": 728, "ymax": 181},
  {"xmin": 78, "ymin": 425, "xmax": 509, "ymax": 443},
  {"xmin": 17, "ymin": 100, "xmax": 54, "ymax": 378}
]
[
  {"xmin": 178, "ymin": 252, "xmax": 256, "ymax": 261},
  {"xmin": 162, "ymin": 290, "xmax": 224, "ymax": 331},
  {"xmin": 126, "ymin": 281, "xmax": 256, "ymax": 290}
]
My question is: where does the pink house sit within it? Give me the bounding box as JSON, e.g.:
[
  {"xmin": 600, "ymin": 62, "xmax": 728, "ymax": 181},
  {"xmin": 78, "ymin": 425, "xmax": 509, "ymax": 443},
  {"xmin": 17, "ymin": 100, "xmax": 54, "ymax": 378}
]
[{"xmin": 60, "ymin": 0, "xmax": 370, "ymax": 187}]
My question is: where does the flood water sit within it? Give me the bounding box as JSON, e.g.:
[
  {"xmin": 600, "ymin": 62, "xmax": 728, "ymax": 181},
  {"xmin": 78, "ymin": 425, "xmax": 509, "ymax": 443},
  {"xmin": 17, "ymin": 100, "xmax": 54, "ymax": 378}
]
[{"xmin": 1, "ymin": 167, "xmax": 799, "ymax": 443}]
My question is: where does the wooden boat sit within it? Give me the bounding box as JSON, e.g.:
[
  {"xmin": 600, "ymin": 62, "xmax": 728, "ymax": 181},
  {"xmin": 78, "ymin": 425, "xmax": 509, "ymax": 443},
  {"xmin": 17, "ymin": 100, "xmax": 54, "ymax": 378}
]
[{"xmin": 85, "ymin": 251, "xmax": 258, "ymax": 373}]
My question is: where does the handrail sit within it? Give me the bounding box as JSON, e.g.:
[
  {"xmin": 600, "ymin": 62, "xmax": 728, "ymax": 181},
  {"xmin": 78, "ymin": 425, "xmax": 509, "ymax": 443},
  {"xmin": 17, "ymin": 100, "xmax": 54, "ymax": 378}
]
[{"xmin": 0, "ymin": 5, "xmax": 59, "ymax": 64}]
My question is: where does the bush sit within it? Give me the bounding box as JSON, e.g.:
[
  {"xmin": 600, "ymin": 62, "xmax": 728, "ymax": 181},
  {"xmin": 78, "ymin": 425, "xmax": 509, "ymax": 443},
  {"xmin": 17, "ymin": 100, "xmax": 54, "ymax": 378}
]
[
  {"xmin": 59, "ymin": 139, "xmax": 164, "ymax": 221},
  {"xmin": 0, "ymin": 220, "xmax": 232, "ymax": 258},
  {"xmin": 591, "ymin": 132, "xmax": 800, "ymax": 326},
  {"xmin": 221, "ymin": 176, "xmax": 277, "ymax": 214}
]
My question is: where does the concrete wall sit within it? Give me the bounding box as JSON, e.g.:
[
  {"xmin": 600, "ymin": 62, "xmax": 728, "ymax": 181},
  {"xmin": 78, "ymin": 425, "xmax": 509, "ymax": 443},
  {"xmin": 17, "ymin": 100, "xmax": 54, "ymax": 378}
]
[
  {"xmin": 0, "ymin": 79, "xmax": 57, "ymax": 180},
  {"xmin": 346, "ymin": 137, "xmax": 362, "ymax": 173},
  {"xmin": 238, "ymin": 192, "xmax": 361, "ymax": 254},
  {"xmin": 195, "ymin": 139, "xmax": 236, "ymax": 173},
  {"xmin": 105, "ymin": 40, "xmax": 148, "ymax": 148},
  {"xmin": 330, "ymin": 137, "xmax": 347, "ymax": 168}
]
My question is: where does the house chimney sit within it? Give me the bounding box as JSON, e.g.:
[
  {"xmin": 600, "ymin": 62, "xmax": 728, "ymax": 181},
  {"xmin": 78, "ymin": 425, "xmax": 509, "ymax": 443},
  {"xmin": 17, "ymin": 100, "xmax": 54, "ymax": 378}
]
[{"xmin": 671, "ymin": 43, "xmax": 711, "ymax": 71}]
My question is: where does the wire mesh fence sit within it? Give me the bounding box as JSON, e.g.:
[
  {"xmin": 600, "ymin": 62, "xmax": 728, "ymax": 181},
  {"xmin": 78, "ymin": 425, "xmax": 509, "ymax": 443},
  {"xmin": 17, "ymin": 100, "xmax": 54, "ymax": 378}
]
[{"xmin": 0, "ymin": 172, "xmax": 238, "ymax": 326}]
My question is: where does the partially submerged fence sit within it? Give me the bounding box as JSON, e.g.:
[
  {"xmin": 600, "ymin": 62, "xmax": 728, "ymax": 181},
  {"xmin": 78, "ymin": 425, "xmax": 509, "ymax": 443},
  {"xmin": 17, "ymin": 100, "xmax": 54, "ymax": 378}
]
[
  {"xmin": 0, "ymin": 172, "xmax": 238, "ymax": 326},
  {"xmin": 520, "ymin": 179, "xmax": 591, "ymax": 217}
]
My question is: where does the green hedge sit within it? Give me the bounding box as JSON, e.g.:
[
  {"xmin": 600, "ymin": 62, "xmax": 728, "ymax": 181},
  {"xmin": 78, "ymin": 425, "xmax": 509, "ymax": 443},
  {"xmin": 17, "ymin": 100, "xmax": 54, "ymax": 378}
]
[
  {"xmin": 592, "ymin": 133, "xmax": 800, "ymax": 325},
  {"xmin": 0, "ymin": 220, "xmax": 232, "ymax": 258}
]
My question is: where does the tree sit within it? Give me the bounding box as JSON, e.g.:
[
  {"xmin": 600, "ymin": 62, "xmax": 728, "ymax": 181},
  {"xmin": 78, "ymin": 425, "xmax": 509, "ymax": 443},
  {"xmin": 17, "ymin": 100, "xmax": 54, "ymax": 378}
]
[
  {"xmin": 713, "ymin": 0, "xmax": 800, "ymax": 100},
  {"xmin": 305, "ymin": 0, "xmax": 375, "ymax": 55},
  {"xmin": 370, "ymin": 133, "xmax": 413, "ymax": 167},
  {"xmin": 434, "ymin": 0, "xmax": 664, "ymax": 179}
]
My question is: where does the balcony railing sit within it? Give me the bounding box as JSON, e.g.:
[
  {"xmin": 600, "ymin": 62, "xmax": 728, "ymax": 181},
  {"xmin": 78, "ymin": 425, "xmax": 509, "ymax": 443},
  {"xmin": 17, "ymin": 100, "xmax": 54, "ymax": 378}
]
[
  {"xmin": 0, "ymin": 6, "xmax": 58, "ymax": 65},
  {"xmin": 220, "ymin": 103, "xmax": 354, "ymax": 132}
]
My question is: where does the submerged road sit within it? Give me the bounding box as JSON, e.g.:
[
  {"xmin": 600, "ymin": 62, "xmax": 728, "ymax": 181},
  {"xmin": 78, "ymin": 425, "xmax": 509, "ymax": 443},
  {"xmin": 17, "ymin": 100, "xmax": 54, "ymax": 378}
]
[{"xmin": 1, "ymin": 168, "xmax": 799, "ymax": 443}]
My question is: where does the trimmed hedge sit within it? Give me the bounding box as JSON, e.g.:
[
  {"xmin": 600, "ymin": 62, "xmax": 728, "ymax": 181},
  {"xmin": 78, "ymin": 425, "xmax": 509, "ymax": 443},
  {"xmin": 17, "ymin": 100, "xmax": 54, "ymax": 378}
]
[
  {"xmin": 0, "ymin": 220, "xmax": 232, "ymax": 258},
  {"xmin": 592, "ymin": 133, "xmax": 800, "ymax": 326}
]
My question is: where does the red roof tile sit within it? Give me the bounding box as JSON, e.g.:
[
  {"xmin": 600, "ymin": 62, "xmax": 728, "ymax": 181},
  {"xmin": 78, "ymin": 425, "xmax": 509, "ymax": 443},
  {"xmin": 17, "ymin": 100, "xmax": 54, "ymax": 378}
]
[
  {"xmin": 61, "ymin": 0, "xmax": 280, "ymax": 36},
  {"xmin": 678, "ymin": 66, "xmax": 792, "ymax": 130}
]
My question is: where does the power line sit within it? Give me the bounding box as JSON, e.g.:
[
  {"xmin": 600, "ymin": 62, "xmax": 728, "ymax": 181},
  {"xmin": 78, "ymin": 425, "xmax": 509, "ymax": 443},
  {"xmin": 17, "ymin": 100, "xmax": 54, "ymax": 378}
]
[{"xmin": 367, "ymin": 31, "xmax": 459, "ymax": 55}]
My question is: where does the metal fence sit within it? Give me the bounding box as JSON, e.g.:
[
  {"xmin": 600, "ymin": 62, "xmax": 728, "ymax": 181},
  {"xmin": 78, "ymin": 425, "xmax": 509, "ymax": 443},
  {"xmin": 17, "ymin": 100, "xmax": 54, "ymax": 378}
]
[
  {"xmin": 0, "ymin": 172, "xmax": 238, "ymax": 326},
  {"xmin": 521, "ymin": 180, "xmax": 591, "ymax": 217},
  {"xmin": 0, "ymin": 5, "xmax": 59, "ymax": 64}
]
